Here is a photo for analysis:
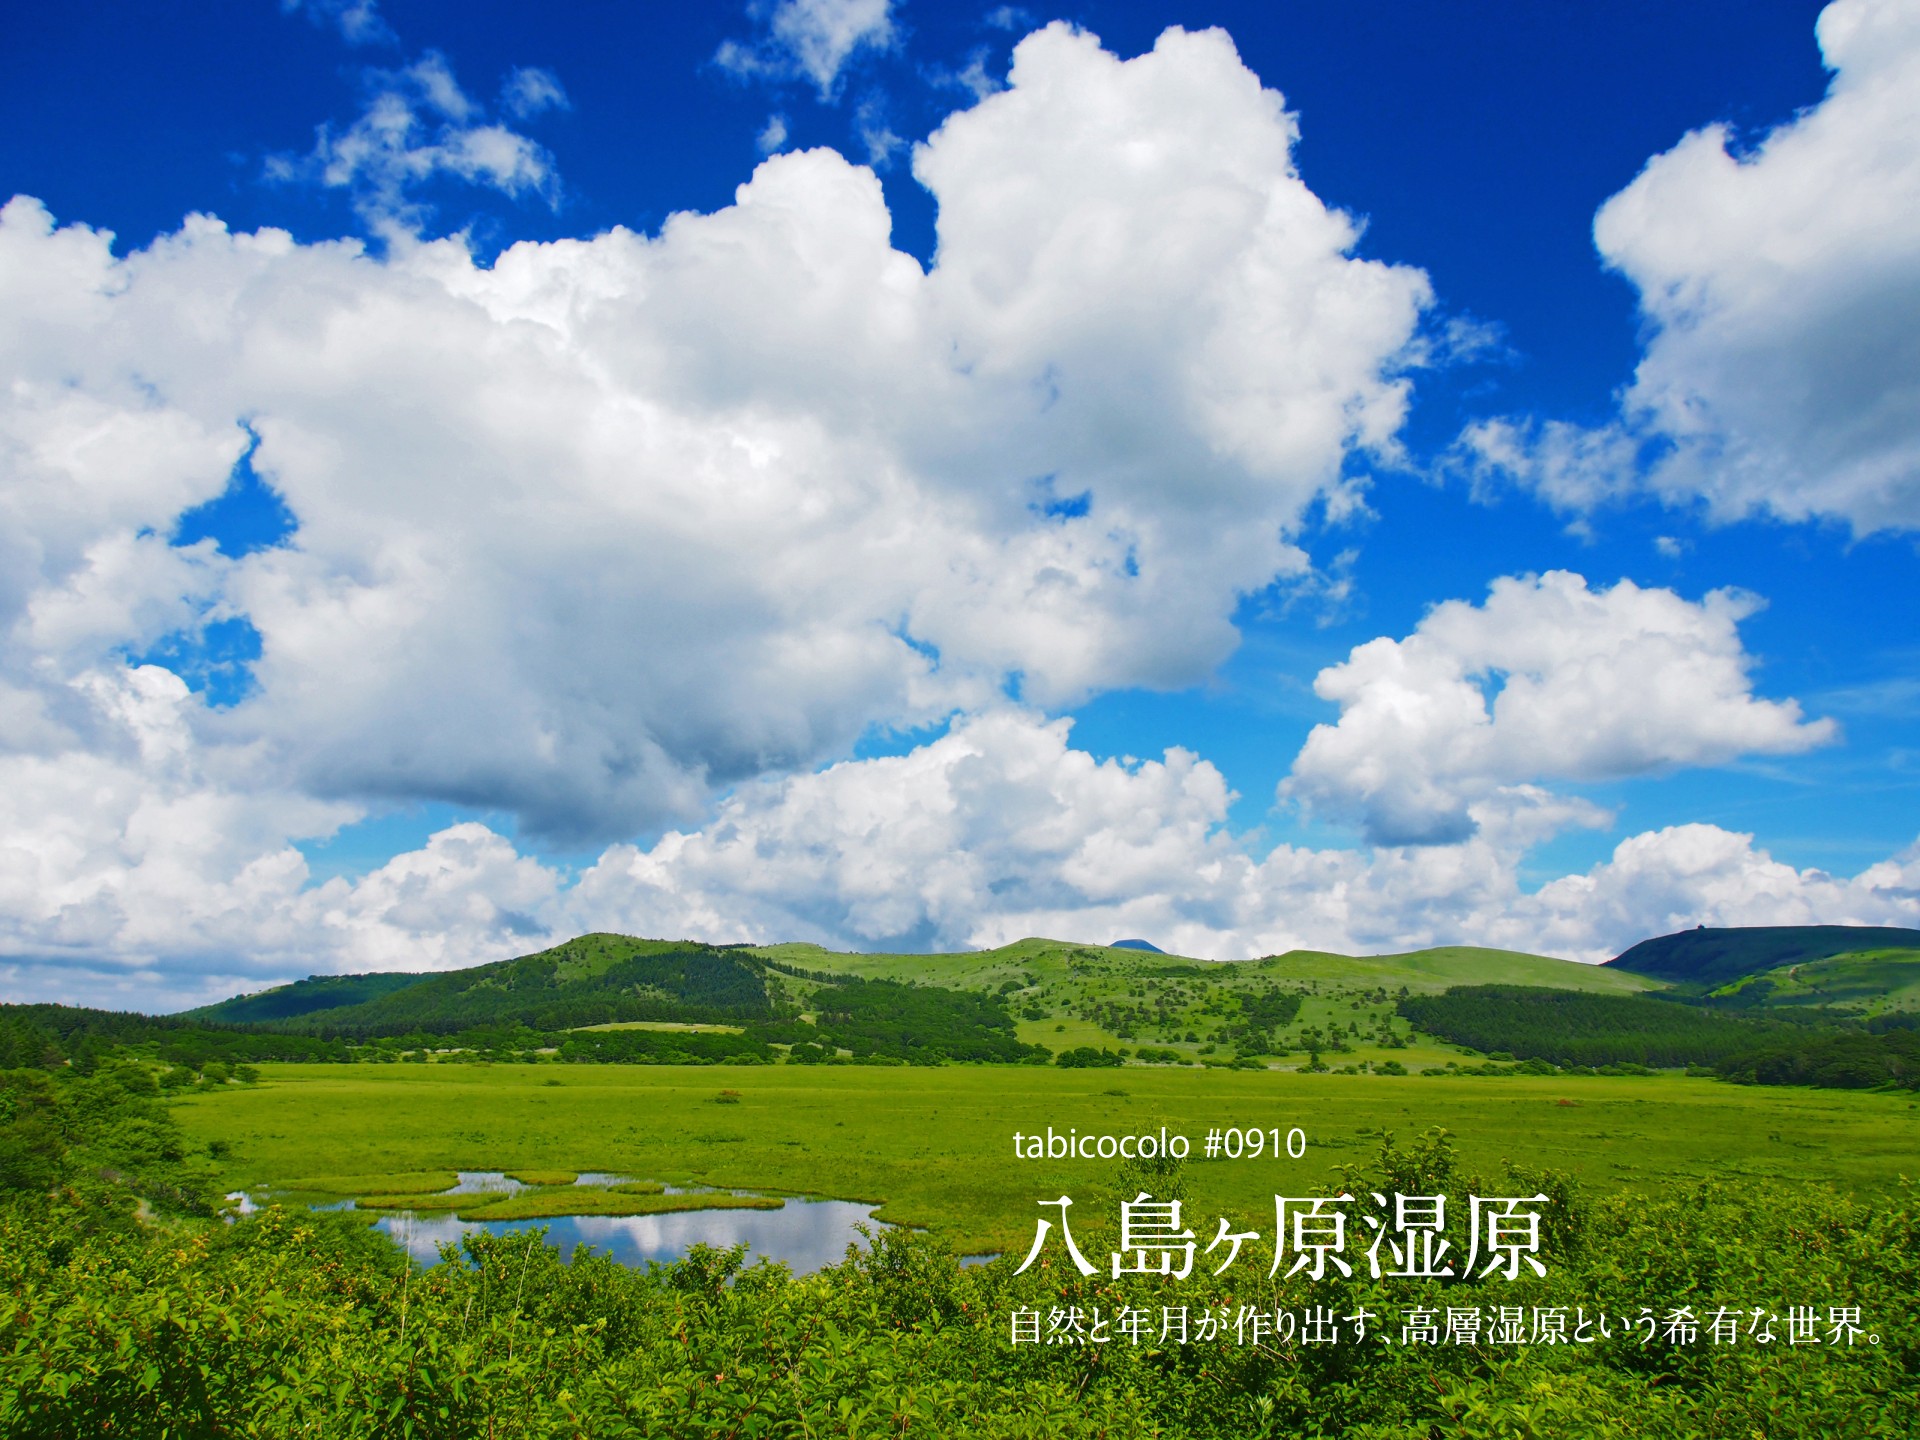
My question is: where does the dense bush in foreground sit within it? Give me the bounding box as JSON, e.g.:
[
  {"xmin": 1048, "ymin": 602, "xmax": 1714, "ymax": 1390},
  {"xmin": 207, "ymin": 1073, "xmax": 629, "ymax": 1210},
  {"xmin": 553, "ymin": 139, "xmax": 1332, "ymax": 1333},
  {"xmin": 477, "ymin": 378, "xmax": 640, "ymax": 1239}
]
[
  {"xmin": 3, "ymin": 1066, "xmax": 1915, "ymax": 1438},
  {"xmin": 4, "ymin": 1178, "xmax": 1912, "ymax": 1437}
]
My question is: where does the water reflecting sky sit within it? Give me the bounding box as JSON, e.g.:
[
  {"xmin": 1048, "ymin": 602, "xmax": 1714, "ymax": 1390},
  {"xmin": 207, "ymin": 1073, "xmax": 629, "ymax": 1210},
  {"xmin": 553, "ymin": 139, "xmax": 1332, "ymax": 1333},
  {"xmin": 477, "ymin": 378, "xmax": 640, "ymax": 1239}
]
[
  {"xmin": 374, "ymin": 1197, "xmax": 886, "ymax": 1274},
  {"xmin": 444, "ymin": 1170, "xmax": 528, "ymax": 1195}
]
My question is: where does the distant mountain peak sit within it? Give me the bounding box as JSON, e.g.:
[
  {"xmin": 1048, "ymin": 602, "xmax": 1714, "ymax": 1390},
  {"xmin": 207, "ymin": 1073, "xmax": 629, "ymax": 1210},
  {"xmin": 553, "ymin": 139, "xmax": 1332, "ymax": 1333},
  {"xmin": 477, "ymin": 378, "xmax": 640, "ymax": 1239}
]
[
  {"xmin": 1608, "ymin": 924, "xmax": 1920, "ymax": 990},
  {"xmin": 1110, "ymin": 938, "xmax": 1165, "ymax": 953}
]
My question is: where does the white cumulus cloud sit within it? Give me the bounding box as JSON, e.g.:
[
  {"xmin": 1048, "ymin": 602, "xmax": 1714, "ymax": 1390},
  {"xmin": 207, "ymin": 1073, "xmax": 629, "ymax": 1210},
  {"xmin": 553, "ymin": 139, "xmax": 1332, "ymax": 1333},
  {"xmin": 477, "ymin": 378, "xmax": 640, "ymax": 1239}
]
[
  {"xmin": 1, "ymin": 25, "xmax": 1428, "ymax": 857},
  {"xmin": 540, "ymin": 720, "xmax": 1920, "ymax": 967},
  {"xmin": 10, "ymin": 21, "xmax": 1894, "ymax": 1011},
  {"xmin": 566, "ymin": 709, "xmax": 1249, "ymax": 952},
  {"xmin": 1284, "ymin": 572, "xmax": 1836, "ymax": 845},
  {"xmin": 554, "ymin": 725, "xmax": 1920, "ymax": 968},
  {"xmin": 1507, "ymin": 825, "xmax": 1920, "ymax": 961},
  {"xmin": 1460, "ymin": 0, "xmax": 1920, "ymax": 534},
  {"xmin": 4, "ymin": 701, "xmax": 1910, "ymax": 1010}
]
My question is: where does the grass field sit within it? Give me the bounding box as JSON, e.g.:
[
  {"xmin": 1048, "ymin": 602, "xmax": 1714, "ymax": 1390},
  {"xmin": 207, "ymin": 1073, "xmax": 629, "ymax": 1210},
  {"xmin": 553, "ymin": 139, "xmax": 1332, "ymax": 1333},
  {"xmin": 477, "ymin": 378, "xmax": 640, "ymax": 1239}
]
[{"xmin": 175, "ymin": 1062, "xmax": 1920, "ymax": 1253}]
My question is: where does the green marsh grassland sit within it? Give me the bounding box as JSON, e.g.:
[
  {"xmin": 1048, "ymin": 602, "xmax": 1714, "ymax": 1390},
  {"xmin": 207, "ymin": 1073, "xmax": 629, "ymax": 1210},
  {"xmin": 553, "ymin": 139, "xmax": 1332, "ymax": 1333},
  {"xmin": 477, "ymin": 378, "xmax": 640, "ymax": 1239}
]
[{"xmin": 176, "ymin": 1063, "xmax": 1920, "ymax": 1252}]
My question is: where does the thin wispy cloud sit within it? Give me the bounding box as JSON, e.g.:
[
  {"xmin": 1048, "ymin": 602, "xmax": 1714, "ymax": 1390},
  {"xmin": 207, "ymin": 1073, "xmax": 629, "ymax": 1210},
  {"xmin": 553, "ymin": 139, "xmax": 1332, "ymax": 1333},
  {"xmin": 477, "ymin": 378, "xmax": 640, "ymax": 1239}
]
[
  {"xmin": 266, "ymin": 51, "xmax": 562, "ymax": 231},
  {"xmin": 282, "ymin": 0, "xmax": 395, "ymax": 47},
  {"xmin": 716, "ymin": 0, "xmax": 897, "ymax": 100}
]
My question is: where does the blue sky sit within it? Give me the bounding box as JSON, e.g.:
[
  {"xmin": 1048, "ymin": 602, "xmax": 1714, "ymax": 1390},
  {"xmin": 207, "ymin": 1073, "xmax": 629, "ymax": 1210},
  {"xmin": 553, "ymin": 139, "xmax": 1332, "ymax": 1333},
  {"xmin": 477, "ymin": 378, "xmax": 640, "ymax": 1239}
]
[{"xmin": 2, "ymin": 0, "xmax": 1916, "ymax": 1009}]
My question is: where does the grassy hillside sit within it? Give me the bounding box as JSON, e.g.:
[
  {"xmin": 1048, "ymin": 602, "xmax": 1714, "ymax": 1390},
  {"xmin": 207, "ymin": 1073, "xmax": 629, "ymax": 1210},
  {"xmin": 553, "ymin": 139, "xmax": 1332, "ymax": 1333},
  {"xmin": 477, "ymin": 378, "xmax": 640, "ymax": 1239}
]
[
  {"xmin": 159, "ymin": 927, "xmax": 1919, "ymax": 1076},
  {"xmin": 184, "ymin": 971, "xmax": 431, "ymax": 1025},
  {"xmin": 1243, "ymin": 944, "xmax": 1658, "ymax": 992},
  {"xmin": 190, "ymin": 934, "xmax": 777, "ymax": 1036},
  {"xmin": 162, "ymin": 932, "xmax": 1670, "ymax": 1071},
  {"xmin": 1608, "ymin": 924, "xmax": 1920, "ymax": 990},
  {"xmin": 752, "ymin": 937, "xmax": 1643, "ymax": 993},
  {"xmin": 752, "ymin": 936, "xmax": 1662, "ymax": 1070},
  {"xmin": 1704, "ymin": 948, "xmax": 1920, "ymax": 1015}
]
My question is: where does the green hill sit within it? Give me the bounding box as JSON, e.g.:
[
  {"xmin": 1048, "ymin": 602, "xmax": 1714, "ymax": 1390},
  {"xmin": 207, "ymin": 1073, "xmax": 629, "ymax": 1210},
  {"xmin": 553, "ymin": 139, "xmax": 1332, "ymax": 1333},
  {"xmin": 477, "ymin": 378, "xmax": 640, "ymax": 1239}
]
[
  {"xmin": 1243, "ymin": 944, "xmax": 1658, "ymax": 994},
  {"xmin": 1607, "ymin": 925, "xmax": 1920, "ymax": 991},
  {"xmin": 166, "ymin": 924, "xmax": 1920, "ymax": 1074},
  {"xmin": 24, "ymin": 925, "xmax": 1920, "ymax": 1082},
  {"xmin": 186, "ymin": 935, "xmax": 1640, "ymax": 1040},
  {"xmin": 165, "ymin": 933, "xmax": 1646, "ymax": 1067},
  {"xmin": 751, "ymin": 937, "xmax": 1643, "ymax": 995},
  {"xmin": 184, "ymin": 971, "xmax": 431, "ymax": 1025},
  {"xmin": 1701, "ymin": 948, "xmax": 1920, "ymax": 1015},
  {"xmin": 751, "ymin": 936, "xmax": 1656, "ymax": 1066},
  {"xmin": 188, "ymin": 934, "xmax": 778, "ymax": 1037}
]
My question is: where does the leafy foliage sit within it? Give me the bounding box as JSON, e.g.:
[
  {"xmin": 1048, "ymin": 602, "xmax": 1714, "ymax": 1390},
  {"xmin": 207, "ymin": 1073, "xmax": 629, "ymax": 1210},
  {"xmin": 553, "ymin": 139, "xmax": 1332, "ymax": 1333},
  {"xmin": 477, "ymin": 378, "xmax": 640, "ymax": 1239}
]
[
  {"xmin": 1717, "ymin": 1028, "xmax": 1920, "ymax": 1090},
  {"xmin": 1054, "ymin": 1046, "xmax": 1126, "ymax": 1068},
  {"xmin": 1, "ymin": 1062, "xmax": 208, "ymax": 1216},
  {"xmin": 805, "ymin": 978, "xmax": 1048, "ymax": 1064},
  {"xmin": 555, "ymin": 1029, "xmax": 773, "ymax": 1066},
  {"xmin": 2, "ymin": 1003, "xmax": 357, "ymax": 1070},
  {"xmin": 0, "ymin": 1013, "xmax": 62, "ymax": 1071}
]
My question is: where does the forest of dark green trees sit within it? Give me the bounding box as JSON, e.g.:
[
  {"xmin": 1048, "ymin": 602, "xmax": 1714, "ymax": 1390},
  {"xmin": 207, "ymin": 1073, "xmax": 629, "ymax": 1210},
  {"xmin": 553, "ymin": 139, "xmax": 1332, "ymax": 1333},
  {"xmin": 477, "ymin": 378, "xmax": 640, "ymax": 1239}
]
[
  {"xmin": 1396, "ymin": 985, "xmax": 1920, "ymax": 1089},
  {"xmin": 1394, "ymin": 987, "xmax": 1784, "ymax": 1068}
]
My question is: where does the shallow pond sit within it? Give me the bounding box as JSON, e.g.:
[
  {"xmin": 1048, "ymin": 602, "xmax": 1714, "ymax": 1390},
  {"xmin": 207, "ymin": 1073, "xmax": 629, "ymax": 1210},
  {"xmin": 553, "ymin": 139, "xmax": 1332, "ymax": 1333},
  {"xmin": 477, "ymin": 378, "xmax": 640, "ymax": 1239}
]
[
  {"xmin": 372, "ymin": 1195, "xmax": 888, "ymax": 1274},
  {"xmin": 445, "ymin": 1170, "xmax": 529, "ymax": 1195}
]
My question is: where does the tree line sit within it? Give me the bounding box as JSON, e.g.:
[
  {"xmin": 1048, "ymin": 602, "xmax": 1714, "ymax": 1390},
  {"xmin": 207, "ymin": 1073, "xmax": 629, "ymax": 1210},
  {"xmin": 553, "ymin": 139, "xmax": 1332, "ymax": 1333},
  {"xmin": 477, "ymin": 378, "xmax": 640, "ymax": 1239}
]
[{"xmin": 1397, "ymin": 986, "xmax": 1790, "ymax": 1068}]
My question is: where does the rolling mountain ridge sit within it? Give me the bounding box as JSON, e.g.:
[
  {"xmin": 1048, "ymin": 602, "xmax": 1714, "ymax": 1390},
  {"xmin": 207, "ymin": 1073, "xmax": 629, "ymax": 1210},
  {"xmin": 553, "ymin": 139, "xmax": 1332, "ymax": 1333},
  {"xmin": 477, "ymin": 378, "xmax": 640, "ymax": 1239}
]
[{"xmin": 1607, "ymin": 925, "xmax": 1920, "ymax": 1003}]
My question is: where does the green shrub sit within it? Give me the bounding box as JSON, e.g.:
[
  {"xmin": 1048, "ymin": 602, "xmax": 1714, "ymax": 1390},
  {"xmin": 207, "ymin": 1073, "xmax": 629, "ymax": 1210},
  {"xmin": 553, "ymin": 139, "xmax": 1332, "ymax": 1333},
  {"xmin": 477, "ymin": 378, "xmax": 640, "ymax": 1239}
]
[{"xmin": 1055, "ymin": 1046, "xmax": 1124, "ymax": 1068}]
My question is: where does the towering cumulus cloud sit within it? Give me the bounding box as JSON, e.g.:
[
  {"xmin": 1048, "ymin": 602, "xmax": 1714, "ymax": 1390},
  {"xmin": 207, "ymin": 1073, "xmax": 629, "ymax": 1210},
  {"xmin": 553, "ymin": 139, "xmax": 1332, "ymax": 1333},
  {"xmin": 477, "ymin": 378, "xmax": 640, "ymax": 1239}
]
[
  {"xmin": 7, "ymin": 13, "xmax": 1915, "ymax": 1010},
  {"xmin": 0, "ymin": 27, "xmax": 1431, "ymax": 1000}
]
